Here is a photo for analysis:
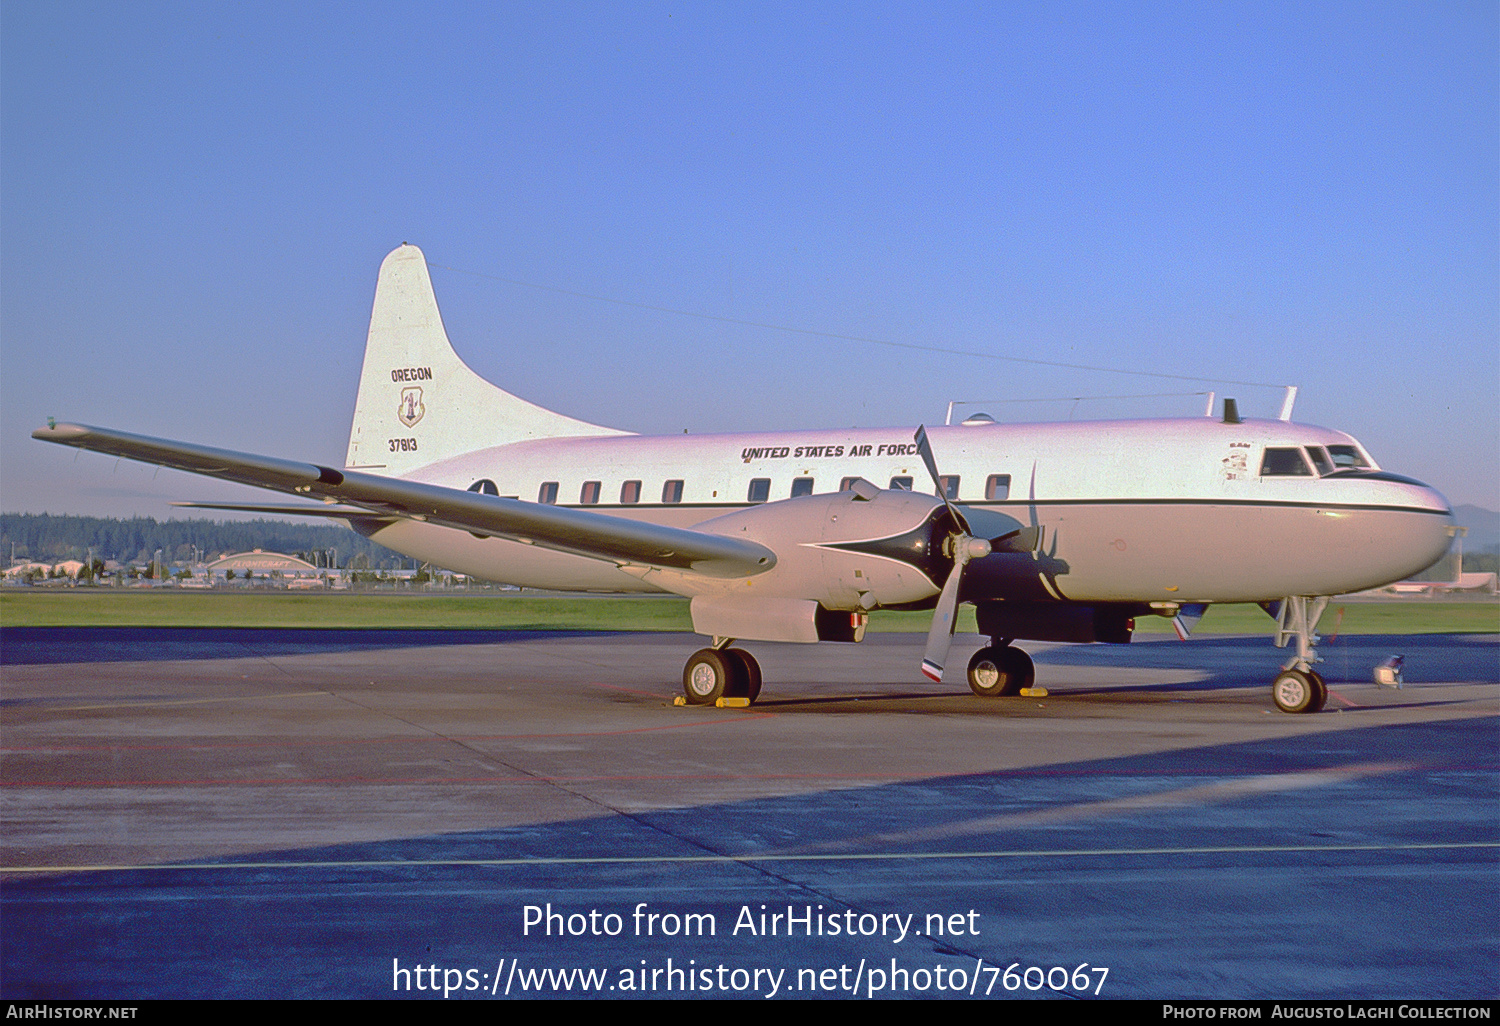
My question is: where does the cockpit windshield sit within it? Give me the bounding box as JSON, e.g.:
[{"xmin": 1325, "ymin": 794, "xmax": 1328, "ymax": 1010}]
[
  {"xmin": 1262, "ymin": 442, "xmax": 1376, "ymax": 478},
  {"xmin": 1260, "ymin": 447, "xmax": 1313, "ymax": 476},
  {"xmin": 1326, "ymin": 444, "xmax": 1372, "ymax": 469},
  {"xmin": 1305, "ymin": 446, "xmax": 1334, "ymax": 476}
]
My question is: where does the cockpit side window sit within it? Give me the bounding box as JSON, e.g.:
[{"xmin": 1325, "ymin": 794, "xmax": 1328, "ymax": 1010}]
[
  {"xmin": 1260, "ymin": 448, "xmax": 1312, "ymax": 477},
  {"xmin": 1326, "ymin": 444, "xmax": 1371, "ymax": 469},
  {"xmin": 1305, "ymin": 446, "xmax": 1334, "ymax": 476}
]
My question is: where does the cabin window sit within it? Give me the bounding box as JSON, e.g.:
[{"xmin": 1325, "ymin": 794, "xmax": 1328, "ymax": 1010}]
[
  {"xmin": 1260, "ymin": 448, "xmax": 1312, "ymax": 476},
  {"xmin": 840, "ymin": 476, "xmax": 861, "ymax": 492},
  {"xmin": 1326, "ymin": 444, "xmax": 1371, "ymax": 469},
  {"xmin": 467, "ymin": 479, "xmax": 499, "ymax": 496},
  {"xmin": 538, "ymin": 481, "xmax": 559, "ymax": 504},
  {"xmin": 620, "ymin": 480, "xmax": 641, "ymax": 504},
  {"xmin": 937, "ymin": 475, "xmax": 960, "ymax": 500},
  {"xmin": 580, "ymin": 481, "xmax": 601, "ymax": 505},
  {"xmin": 889, "ymin": 476, "xmax": 913, "ymax": 491},
  {"xmin": 791, "ymin": 477, "xmax": 814, "ymax": 497},
  {"xmin": 985, "ymin": 474, "xmax": 1011, "ymax": 500},
  {"xmin": 1305, "ymin": 446, "xmax": 1334, "ymax": 476},
  {"xmin": 662, "ymin": 480, "xmax": 684, "ymax": 504},
  {"xmin": 748, "ymin": 478, "xmax": 771, "ymax": 503}
]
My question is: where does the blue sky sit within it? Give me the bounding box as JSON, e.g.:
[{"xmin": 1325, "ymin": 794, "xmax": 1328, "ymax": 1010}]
[{"xmin": 2, "ymin": 2, "xmax": 1495, "ymax": 514}]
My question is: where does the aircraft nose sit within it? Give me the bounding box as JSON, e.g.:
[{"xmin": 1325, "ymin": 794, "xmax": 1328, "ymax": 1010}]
[
  {"xmin": 1322, "ymin": 470, "xmax": 1455, "ymax": 590},
  {"xmin": 1394, "ymin": 476, "xmax": 1456, "ymax": 573}
]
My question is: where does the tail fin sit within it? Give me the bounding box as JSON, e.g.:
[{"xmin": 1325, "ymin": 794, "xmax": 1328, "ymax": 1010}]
[{"xmin": 345, "ymin": 244, "xmax": 627, "ymax": 475}]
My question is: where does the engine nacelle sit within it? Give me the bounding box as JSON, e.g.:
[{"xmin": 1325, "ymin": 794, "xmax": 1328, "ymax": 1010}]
[{"xmin": 692, "ymin": 488, "xmax": 960, "ymax": 611}]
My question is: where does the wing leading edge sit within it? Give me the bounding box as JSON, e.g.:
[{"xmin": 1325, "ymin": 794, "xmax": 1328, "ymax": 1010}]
[{"xmin": 32, "ymin": 422, "xmax": 776, "ymax": 578}]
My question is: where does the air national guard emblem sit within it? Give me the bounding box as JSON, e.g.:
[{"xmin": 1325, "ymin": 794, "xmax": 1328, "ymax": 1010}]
[{"xmin": 398, "ymin": 387, "xmax": 425, "ymax": 428}]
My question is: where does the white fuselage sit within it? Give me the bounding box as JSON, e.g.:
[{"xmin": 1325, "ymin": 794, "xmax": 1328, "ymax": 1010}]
[{"xmin": 360, "ymin": 416, "xmax": 1454, "ymax": 605}]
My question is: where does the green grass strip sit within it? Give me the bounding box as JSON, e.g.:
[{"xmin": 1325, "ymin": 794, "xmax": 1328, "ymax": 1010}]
[{"xmin": 2, "ymin": 590, "xmax": 1495, "ymax": 634}]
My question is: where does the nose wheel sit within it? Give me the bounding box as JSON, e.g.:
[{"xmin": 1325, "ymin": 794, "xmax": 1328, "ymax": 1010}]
[
  {"xmin": 682, "ymin": 646, "xmax": 762, "ymax": 705},
  {"xmin": 1272, "ymin": 668, "xmax": 1327, "ymax": 714}
]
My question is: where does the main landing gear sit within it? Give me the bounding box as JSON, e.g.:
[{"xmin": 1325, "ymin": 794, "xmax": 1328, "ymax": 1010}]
[
  {"xmin": 682, "ymin": 642, "xmax": 762, "ymax": 706},
  {"xmin": 1270, "ymin": 596, "xmax": 1329, "ymax": 714},
  {"xmin": 966, "ymin": 642, "xmax": 1034, "ymax": 698}
]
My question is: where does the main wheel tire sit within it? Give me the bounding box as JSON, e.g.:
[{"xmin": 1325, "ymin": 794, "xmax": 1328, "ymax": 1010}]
[
  {"xmin": 968, "ymin": 645, "xmax": 1033, "ymax": 697},
  {"xmin": 724, "ymin": 649, "xmax": 762, "ymax": 704},
  {"xmin": 683, "ymin": 649, "xmax": 738, "ymax": 705},
  {"xmin": 1005, "ymin": 646, "xmax": 1035, "ymax": 693},
  {"xmin": 1306, "ymin": 669, "xmax": 1327, "ymax": 713},
  {"xmin": 1272, "ymin": 669, "xmax": 1325, "ymax": 714}
]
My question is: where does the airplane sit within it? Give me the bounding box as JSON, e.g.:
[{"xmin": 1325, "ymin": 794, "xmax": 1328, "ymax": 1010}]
[{"xmin": 33, "ymin": 244, "xmax": 1456, "ymax": 714}]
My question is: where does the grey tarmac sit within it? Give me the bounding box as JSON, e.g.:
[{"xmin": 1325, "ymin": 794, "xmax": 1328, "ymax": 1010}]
[{"xmin": 1, "ymin": 627, "xmax": 1495, "ymax": 999}]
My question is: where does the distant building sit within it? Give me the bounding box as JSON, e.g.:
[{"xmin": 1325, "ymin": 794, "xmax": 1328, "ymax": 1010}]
[
  {"xmin": 207, "ymin": 550, "xmax": 324, "ymax": 587},
  {"xmin": 1389, "ymin": 526, "xmax": 1498, "ymax": 595},
  {"xmin": 1386, "ymin": 573, "xmax": 1497, "ymax": 596},
  {"xmin": 2, "ymin": 560, "xmax": 84, "ymax": 583}
]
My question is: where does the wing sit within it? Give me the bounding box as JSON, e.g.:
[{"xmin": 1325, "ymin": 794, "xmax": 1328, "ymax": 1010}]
[{"xmin": 33, "ymin": 422, "xmax": 775, "ymax": 578}]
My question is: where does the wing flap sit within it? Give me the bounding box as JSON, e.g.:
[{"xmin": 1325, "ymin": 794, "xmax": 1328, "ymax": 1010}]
[
  {"xmin": 35, "ymin": 422, "xmax": 776, "ymax": 578},
  {"xmin": 171, "ymin": 501, "xmax": 398, "ymax": 526}
]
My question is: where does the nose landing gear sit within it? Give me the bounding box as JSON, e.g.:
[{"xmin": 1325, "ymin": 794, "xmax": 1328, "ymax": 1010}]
[{"xmin": 1270, "ymin": 596, "xmax": 1330, "ymax": 713}]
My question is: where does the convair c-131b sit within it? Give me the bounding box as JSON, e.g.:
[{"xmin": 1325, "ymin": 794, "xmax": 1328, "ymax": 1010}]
[{"xmin": 34, "ymin": 244, "xmax": 1456, "ymax": 714}]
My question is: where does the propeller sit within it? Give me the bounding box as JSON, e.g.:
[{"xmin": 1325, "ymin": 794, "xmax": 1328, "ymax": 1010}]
[{"xmin": 914, "ymin": 425, "xmax": 991, "ymax": 682}]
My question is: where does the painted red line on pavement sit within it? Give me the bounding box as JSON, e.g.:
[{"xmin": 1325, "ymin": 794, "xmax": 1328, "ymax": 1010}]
[
  {"xmin": 1, "ymin": 711, "xmax": 778, "ymax": 753},
  {"xmin": 8, "ymin": 761, "xmax": 1494, "ymax": 789},
  {"xmin": 6, "ymin": 759, "xmax": 1493, "ymax": 781},
  {"xmin": 1, "ymin": 771, "xmax": 899, "ymax": 788}
]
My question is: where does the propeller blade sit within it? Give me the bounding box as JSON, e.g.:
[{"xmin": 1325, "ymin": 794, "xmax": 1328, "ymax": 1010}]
[
  {"xmin": 914, "ymin": 424, "xmax": 943, "ymax": 493},
  {"xmin": 913, "ymin": 425, "xmax": 970, "ymax": 534},
  {"xmin": 913, "ymin": 426, "xmax": 993, "ymax": 682},
  {"xmin": 921, "ymin": 559, "xmax": 965, "ymax": 682}
]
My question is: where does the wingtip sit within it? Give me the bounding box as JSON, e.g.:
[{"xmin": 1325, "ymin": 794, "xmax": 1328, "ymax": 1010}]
[{"xmin": 32, "ymin": 421, "xmax": 88, "ymax": 441}]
